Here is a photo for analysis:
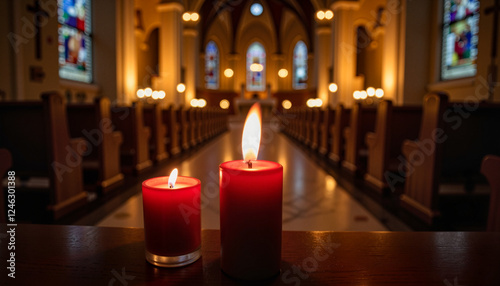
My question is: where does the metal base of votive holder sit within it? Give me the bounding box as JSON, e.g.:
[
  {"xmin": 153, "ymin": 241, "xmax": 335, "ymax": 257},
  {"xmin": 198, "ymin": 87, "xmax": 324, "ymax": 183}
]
[{"xmin": 145, "ymin": 247, "xmax": 201, "ymax": 267}]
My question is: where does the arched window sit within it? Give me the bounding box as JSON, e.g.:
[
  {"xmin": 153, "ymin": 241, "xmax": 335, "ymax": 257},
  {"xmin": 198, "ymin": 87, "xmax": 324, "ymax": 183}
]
[
  {"xmin": 205, "ymin": 41, "xmax": 219, "ymax": 89},
  {"xmin": 293, "ymin": 41, "xmax": 308, "ymax": 89},
  {"xmin": 441, "ymin": 0, "xmax": 480, "ymax": 80},
  {"xmin": 58, "ymin": 0, "xmax": 92, "ymax": 83},
  {"xmin": 246, "ymin": 42, "xmax": 266, "ymax": 91}
]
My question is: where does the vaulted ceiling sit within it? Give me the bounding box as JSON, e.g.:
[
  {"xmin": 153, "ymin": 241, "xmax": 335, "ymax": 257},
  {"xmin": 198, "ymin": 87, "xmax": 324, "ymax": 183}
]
[{"xmin": 198, "ymin": 0, "xmax": 319, "ymax": 54}]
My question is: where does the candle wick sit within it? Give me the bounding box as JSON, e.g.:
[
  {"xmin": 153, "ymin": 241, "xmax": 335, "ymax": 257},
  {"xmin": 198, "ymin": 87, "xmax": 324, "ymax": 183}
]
[
  {"xmin": 247, "ymin": 161, "xmax": 252, "ymax": 169},
  {"xmin": 169, "ymin": 184, "xmax": 173, "ymax": 188}
]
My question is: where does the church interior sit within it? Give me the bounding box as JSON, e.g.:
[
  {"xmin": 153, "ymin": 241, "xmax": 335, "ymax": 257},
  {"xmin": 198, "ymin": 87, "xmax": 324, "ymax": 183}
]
[{"xmin": 1, "ymin": 0, "xmax": 500, "ymax": 284}]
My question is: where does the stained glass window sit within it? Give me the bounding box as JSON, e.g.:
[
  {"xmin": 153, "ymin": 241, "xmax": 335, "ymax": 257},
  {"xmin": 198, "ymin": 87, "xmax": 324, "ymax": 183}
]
[
  {"xmin": 441, "ymin": 0, "xmax": 480, "ymax": 80},
  {"xmin": 293, "ymin": 41, "xmax": 308, "ymax": 89},
  {"xmin": 246, "ymin": 42, "xmax": 266, "ymax": 91},
  {"xmin": 58, "ymin": 0, "xmax": 92, "ymax": 83},
  {"xmin": 205, "ymin": 41, "xmax": 219, "ymax": 89}
]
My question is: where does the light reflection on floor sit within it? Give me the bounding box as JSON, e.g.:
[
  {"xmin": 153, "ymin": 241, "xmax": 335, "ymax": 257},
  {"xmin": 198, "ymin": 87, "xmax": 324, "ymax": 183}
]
[{"xmin": 97, "ymin": 121, "xmax": 387, "ymax": 231}]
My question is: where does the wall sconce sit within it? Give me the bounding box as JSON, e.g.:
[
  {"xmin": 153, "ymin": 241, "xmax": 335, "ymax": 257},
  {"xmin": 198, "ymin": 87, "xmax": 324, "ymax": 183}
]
[
  {"xmin": 191, "ymin": 98, "xmax": 207, "ymax": 108},
  {"xmin": 282, "ymin": 100, "xmax": 292, "ymax": 110},
  {"xmin": 329, "ymin": 83, "xmax": 338, "ymax": 93},
  {"xmin": 183, "ymin": 12, "xmax": 199, "ymax": 22},
  {"xmin": 306, "ymin": 98, "xmax": 323, "ymax": 108},
  {"xmin": 278, "ymin": 69, "xmax": 288, "ymax": 78},
  {"xmin": 220, "ymin": 99, "xmax": 230, "ymax": 109},
  {"xmin": 316, "ymin": 10, "xmax": 334, "ymax": 21},
  {"xmin": 224, "ymin": 68, "xmax": 234, "ymax": 78},
  {"xmin": 177, "ymin": 83, "xmax": 186, "ymax": 93},
  {"xmin": 137, "ymin": 88, "xmax": 165, "ymax": 100},
  {"xmin": 375, "ymin": 88, "xmax": 384, "ymax": 98}
]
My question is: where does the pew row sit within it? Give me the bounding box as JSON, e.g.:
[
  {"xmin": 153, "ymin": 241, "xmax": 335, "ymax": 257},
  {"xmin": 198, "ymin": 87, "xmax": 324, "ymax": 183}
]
[
  {"xmin": 162, "ymin": 105, "xmax": 181, "ymax": 156},
  {"xmin": 67, "ymin": 97, "xmax": 124, "ymax": 191},
  {"xmin": 341, "ymin": 103, "xmax": 376, "ymax": 175},
  {"xmin": 400, "ymin": 93, "xmax": 500, "ymax": 224},
  {"xmin": 364, "ymin": 101, "xmax": 422, "ymax": 192},
  {"xmin": 0, "ymin": 92, "xmax": 87, "ymax": 220},
  {"xmin": 319, "ymin": 108, "xmax": 335, "ymax": 156},
  {"xmin": 111, "ymin": 101, "xmax": 152, "ymax": 175},
  {"xmin": 143, "ymin": 104, "xmax": 168, "ymax": 163},
  {"xmin": 328, "ymin": 105, "xmax": 351, "ymax": 164},
  {"xmin": 481, "ymin": 155, "xmax": 500, "ymax": 232}
]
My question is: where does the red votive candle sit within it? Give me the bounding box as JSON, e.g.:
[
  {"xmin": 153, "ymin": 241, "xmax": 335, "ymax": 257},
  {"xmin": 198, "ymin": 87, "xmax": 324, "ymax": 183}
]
[
  {"xmin": 219, "ymin": 103, "xmax": 283, "ymax": 280},
  {"xmin": 142, "ymin": 171, "xmax": 201, "ymax": 267},
  {"xmin": 220, "ymin": 160, "xmax": 283, "ymax": 280}
]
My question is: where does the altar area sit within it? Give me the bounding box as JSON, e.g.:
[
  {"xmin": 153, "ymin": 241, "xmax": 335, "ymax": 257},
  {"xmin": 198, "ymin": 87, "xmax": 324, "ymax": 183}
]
[{"xmin": 233, "ymin": 85, "xmax": 277, "ymax": 119}]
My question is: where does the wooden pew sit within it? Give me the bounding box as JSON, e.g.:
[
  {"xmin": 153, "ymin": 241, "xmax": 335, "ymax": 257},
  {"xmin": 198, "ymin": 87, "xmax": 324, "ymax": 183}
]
[
  {"xmin": 196, "ymin": 108, "xmax": 203, "ymax": 144},
  {"xmin": 0, "ymin": 149, "xmax": 12, "ymax": 222},
  {"xmin": 67, "ymin": 97, "xmax": 124, "ymax": 192},
  {"xmin": 143, "ymin": 104, "xmax": 168, "ymax": 163},
  {"xmin": 298, "ymin": 108, "xmax": 307, "ymax": 142},
  {"xmin": 304, "ymin": 108, "xmax": 313, "ymax": 145},
  {"xmin": 481, "ymin": 155, "xmax": 500, "ymax": 231},
  {"xmin": 162, "ymin": 105, "xmax": 181, "ymax": 156},
  {"xmin": 328, "ymin": 105, "xmax": 351, "ymax": 164},
  {"xmin": 309, "ymin": 108, "xmax": 322, "ymax": 150},
  {"xmin": 189, "ymin": 108, "xmax": 199, "ymax": 146},
  {"xmin": 111, "ymin": 101, "xmax": 152, "ymax": 175},
  {"xmin": 341, "ymin": 103, "xmax": 376, "ymax": 175},
  {"xmin": 319, "ymin": 108, "xmax": 335, "ymax": 156},
  {"xmin": 176, "ymin": 106, "xmax": 190, "ymax": 150},
  {"xmin": 364, "ymin": 101, "xmax": 422, "ymax": 192},
  {"xmin": 0, "ymin": 92, "xmax": 87, "ymax": 220},
  {"xmin": 400, "ymin": 92, "xmax": 500, "ymax": 224}
]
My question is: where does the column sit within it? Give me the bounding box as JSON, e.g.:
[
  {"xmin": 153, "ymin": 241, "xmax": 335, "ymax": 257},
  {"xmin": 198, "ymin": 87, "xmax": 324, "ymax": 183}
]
[
  {"xmin": 157, "ymin": 0, "xmax": 184, "ymax": 106},
  {"xmin": 183, "ymin": 26, "xmax": 198, "ymax": 105},
  {"xmin": 118, "ymin": 0, "xmax": 137, "ymax": 105},
  {"xmin": 272, "ymin": 53, "xmax": 285, "ymax": 91},
  {"xmin": 315, "ymin": 25, "xmax": 332, "ymax": 105},
  {"xmin": 331, "ymin": 1, "xmax": 359, "ymax": 107}
]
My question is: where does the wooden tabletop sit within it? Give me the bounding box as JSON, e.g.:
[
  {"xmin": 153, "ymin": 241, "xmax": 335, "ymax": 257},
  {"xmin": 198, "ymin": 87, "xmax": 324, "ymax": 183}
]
[{"xmin": 1, "ymin": 224, "xmax": 499, "ymax": 285}]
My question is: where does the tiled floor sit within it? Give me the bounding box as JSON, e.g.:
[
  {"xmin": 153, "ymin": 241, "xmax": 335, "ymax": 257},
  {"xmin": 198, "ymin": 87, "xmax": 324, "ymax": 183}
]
[{"xmin": 97, "ymin": 121, "xmax": 388, "ymax": 231}]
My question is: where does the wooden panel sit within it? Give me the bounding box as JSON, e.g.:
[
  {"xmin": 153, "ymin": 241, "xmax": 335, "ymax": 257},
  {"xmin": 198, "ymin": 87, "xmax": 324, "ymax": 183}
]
[
  {"xmin": 481, "ymin": 155, "xmax": 500, "ymax": 231},
  {"xmin": 143, "ymin": 104, "xmax": 168, "ymax": 163},
  {"xmin": 1, "ymin": 225, "xmax": 499, "ymax": 285},
  {"xmin": 328, "ymin": 105, "xmax": 351, "ymax": 164}
]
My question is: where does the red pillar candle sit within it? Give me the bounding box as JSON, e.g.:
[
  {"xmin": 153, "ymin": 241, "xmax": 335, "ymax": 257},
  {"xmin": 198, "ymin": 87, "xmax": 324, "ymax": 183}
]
[
  {"xmin": 142, "ymin": 169, "xmax": 201, "ymax": 267},
  {"xmin": 219, "ymin": 103, "xmax": 283, "ymax": 280}
]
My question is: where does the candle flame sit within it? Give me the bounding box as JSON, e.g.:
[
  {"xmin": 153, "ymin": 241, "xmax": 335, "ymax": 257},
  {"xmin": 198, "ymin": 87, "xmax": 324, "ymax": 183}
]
[
  {"xmin": 242, "ymin": 103, "xmax": 262, "ymax": 162},
  {"xmin": 168, "ymin": 168, "xmax": 178, "ymax": 188}
]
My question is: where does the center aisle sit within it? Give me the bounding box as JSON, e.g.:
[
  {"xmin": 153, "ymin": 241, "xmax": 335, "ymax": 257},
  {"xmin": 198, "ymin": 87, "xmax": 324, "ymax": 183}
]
[{"xmin": 97, "ymin": 122, "xmax": 387, "ymax": 231}]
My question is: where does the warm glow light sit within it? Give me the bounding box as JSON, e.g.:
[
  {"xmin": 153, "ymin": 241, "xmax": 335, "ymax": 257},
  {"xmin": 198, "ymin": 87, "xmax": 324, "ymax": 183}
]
[
  {"xmin": 220, "ymin": 99, "xmax": 230, "ymax": 109},
  {"xmin": 375, "ymin": 88, "xmax": 384, "ymax": 98},
  {"xmin": 315, "ymin": 98, "xmax": 323, "ymax": 107},
  {"xmin": 198, "ymin": 98, "xmax": 207, "ymax": 108},
  {"xmin": 182, "ymin": 12, "xmax": 191, "ymax": 21},
  {"xmin": 250, "ymin": 63, "xmax": 264, "ymax": 72},
  {"xmin": 367, "ymin": 87, "xmax": 375, "ymax": 97},
  {"xmin": 325, "ymin": 10, "xmax": 334, "ymax": 20},
  {"xmin": 224, "ymin": 68, "xmax": 234, "ymax": 78},
  {"xmin": 360, "ymin": 91, "xmax": 368, "ymax": 99},
  {"xmin": 242, "ymin": 103, "xmax": 262, "ymax": 162},
  {"xmin": 137, "ymin": 89, "xmax": 145, "ymax": 98},
  {"xmin": 329, "ymin": 83, "xmax": 338, "ymax": 93},
  {"xmin": 145, "ymin": 88, "xmax": 153, "ymax": 97},
  {"xmin": 158, "ymin": 90, "xmax": 166, "ymax": 99},
  {"xmin": 316, "ymin": 10, "xmax": 325, "ymax": 20},
  {"xmin": 177, "ymin": 83, "xmax": 186, "ymax": 93},
  {"xmin": 168, "ymin": 168, "xmax": 178, "ymax": 188},
  {"xmin": 278, "ymin": 69, "xmax": 288, "ymax": 78},
  {"xmin": 306, "ymin": 98, "xmax": 315, "ymax": 108},
  {"xmin": 190, "ymin": 98, "xmax": 199, "ymax": 107},
  {"xmin": 353, "ymin": 91, "xmax": 361, "ymax": 100},
  {"xmin": 152, "ymin": 91, "xmax": 159, "ymax": 99},
  {"xmin": 282, "ymin": 100, "xmax": 292, "ymax": 110},
  {"xmin": 190, "ymin": 12, "xmax": 199, "ymax": 21}
]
